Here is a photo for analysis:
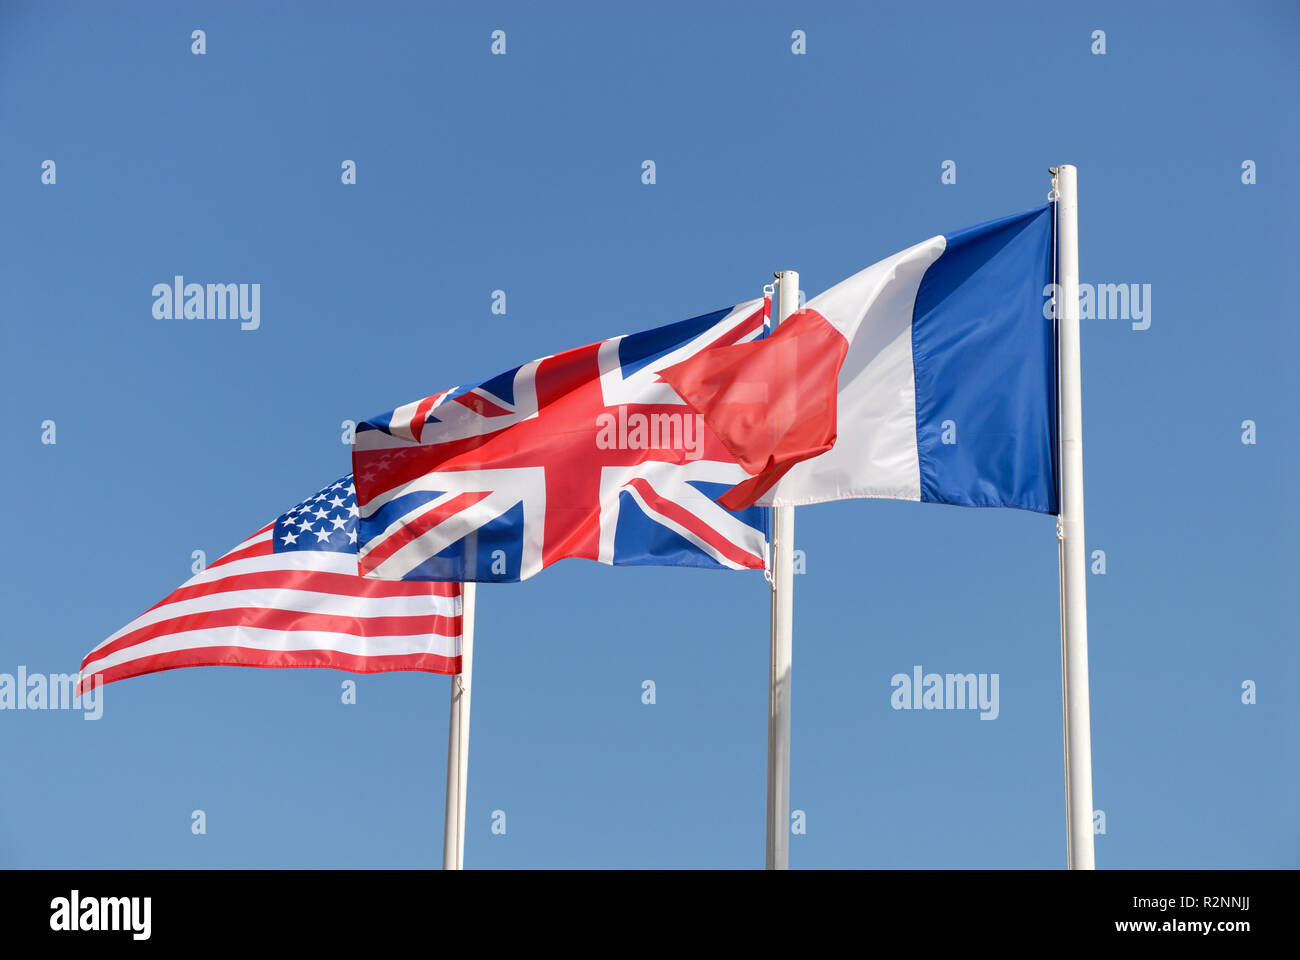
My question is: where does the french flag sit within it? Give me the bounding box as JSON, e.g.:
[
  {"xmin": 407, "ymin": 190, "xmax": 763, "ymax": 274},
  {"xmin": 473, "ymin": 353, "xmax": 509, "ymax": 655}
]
[{"xmin": 660, "ymin": 205, "xmax": 1058, "ymax": 513}]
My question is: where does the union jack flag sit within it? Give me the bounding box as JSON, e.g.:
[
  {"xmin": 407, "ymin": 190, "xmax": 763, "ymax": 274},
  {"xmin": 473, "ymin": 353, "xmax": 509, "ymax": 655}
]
[{"xmin": 353, "ymin": 300, "xmax": 772, "ymax": 582}]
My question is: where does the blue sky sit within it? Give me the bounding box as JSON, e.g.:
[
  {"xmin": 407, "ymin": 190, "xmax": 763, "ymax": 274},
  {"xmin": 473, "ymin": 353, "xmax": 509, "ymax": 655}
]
[{"xmin": 1, "ymin": 0, "xmax": 1295, "ymax": 868}]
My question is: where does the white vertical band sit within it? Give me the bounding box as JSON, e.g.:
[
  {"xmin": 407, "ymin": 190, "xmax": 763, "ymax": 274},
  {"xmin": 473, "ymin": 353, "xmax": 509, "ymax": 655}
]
[
  {"xmin": 766, "ymin": 271, "xmax": 798, "ymax": 870},
  {"xmin": 1055, "ymin": 164, "xmax": 1096, "ymax": 870},
  {"xmin": 443, "ymin": 580, "xmax": 475, "ymax": 870}
]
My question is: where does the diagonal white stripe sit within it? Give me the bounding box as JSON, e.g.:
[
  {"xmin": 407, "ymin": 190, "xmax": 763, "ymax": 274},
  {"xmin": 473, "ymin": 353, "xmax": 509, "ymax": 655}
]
[
  {"xmin": 99, "ymin": 588, "xmax": 459, "ymax": 648},
  {"xmin": 84, "ymin": 626, "xmax": 462, "ymax": 680}
]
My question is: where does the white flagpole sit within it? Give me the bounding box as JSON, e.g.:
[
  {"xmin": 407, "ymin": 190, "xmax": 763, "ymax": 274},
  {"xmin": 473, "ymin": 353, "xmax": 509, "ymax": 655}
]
[
  {"xmin": 765, "ymin": 270, "xmax": 798, "ymax": 870},
  {"xmin": 442, "ymin": 580, "xmax": 475, "ymax": 870},
  {"xmin": 1053, "ymin": 164, "xmax": 1096, "ymax": 870}
]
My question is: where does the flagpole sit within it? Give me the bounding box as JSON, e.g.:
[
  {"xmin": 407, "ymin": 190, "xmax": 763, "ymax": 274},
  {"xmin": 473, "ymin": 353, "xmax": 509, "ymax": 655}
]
[
  {"xmin": 442, "ymin": 580, "xmax": 475, "ymax": 870},
  {"xmin": 1053, "ymin": 164, "xmax": 1096, "ymax": 870},
  {"xmin": 765, "ymin": 270, "xmax": 798, "ymax": 870}
]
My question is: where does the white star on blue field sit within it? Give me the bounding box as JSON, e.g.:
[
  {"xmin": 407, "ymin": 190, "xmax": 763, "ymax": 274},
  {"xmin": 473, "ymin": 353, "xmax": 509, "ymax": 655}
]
[{"xmin": 274, "ymin": 478, "xmax": 360, "ymax": 552}]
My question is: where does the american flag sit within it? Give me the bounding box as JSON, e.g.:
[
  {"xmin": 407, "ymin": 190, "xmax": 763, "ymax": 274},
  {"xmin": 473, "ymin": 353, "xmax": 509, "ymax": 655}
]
[
  {"xmin": 352, "ymin": 300, "xmax": 772, "ymax": 583},
  {"xmin": 79, "ymin": 476, "xmax": 461, "ymax": 693}
]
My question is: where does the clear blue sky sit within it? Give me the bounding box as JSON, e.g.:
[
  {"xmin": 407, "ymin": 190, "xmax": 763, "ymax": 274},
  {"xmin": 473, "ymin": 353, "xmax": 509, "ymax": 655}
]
[{"xmin": 1, "ymin": 0, "xmax": 1295, "ymax": 868}]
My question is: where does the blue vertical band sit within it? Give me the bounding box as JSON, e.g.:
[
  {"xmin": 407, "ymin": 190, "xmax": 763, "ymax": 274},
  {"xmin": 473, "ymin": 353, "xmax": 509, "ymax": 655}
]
[{"xmin": 911, "ymin": 204, "xmax": 1058, "ymax": 514}]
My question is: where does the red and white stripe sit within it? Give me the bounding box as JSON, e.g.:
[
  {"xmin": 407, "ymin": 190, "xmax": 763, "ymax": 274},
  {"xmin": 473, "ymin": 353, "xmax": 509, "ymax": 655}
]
[{"xmin": 80, "ymin": 522, "xmax": 461, "ymax": 693}]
